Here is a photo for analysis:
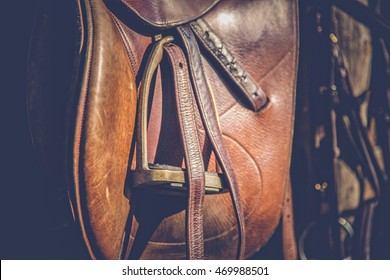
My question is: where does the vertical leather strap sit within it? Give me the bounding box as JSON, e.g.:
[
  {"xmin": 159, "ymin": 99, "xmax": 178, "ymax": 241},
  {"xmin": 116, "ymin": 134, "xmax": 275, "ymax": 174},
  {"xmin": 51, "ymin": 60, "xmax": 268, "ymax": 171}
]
[
  {"xmin": 282, "ymin": 176, "xmax": 297, "ymax": 259},
  {"xmin": 177, "ymin": 26, "xmax": 246, "ymax": 259},
  {"xmin": 163, "ymin": 43, "xmax": 206, "ymax": 259}
]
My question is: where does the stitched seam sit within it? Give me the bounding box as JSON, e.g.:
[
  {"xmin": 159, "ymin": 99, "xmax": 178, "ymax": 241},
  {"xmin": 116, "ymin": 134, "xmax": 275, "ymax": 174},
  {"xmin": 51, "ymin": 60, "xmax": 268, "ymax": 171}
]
[
  {"xmin": 221, "ymin": 133, "xmax": 263, "ymax": 219},
  {"xmin": 259, "ymin": 49, "xmax": 293, "ymax": 82},
  {"xmin": 111, "ymin": 15, "xmax": 139, "ymax": 74},
  {"xmin": 219, "ymin": 49, "xmax": 293, "ymax": 119},
  {"xmin": 120, "ymin": 0, "xmax": 220, "ymax": 27},
  {"xmin": 191, "ymin": 21, "xmax": 265, "ymax": 111},
  {"xmin": 174, "ymin": 50, "xmax": 204, "ymax": 257},
  {"xmin": 166, "ymin": 45, "xmax": 205, "ymax": 259},
  {"xmin": 73, "ymin": 0, "xmax": 97, "ymax": 260}
]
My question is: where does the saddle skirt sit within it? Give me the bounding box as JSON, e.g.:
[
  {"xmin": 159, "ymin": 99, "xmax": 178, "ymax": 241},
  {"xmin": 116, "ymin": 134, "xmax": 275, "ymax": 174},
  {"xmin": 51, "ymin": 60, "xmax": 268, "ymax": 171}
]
[{"xmin": 27, "ymin": 0, "xmax": 298, "ymax": 259}]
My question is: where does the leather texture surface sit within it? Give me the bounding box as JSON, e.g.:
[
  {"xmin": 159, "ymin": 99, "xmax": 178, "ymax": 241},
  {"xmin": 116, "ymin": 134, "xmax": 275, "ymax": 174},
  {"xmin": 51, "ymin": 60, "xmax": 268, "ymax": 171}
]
[
  {"xmin": 72, "ymin": 0, "xmax": 138, "ymax": 259},
  {"xmin": 121, "ymin": 0, "xmax": 220, "ymax": 27},
  {"xmin": 163, "ymin": 43, "xmax": 206, "ymax": 259},
  {"xmin": 27, "ymin": 0, "xmax": 299, "ymax": 259}
]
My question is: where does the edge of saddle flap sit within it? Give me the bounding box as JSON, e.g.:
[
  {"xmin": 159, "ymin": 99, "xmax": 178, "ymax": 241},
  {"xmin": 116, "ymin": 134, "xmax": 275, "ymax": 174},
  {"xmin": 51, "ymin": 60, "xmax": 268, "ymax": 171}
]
[{"xmin": 105, "ymin": 0, "xmax": 221, "ymax": 29}]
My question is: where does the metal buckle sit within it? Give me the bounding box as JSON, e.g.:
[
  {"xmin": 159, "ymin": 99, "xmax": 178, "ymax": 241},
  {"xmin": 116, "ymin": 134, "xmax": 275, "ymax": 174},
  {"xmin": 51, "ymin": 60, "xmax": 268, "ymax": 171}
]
[{"xmin": 131, "ymin": 36, "xmax": 227, "ymax": 195}]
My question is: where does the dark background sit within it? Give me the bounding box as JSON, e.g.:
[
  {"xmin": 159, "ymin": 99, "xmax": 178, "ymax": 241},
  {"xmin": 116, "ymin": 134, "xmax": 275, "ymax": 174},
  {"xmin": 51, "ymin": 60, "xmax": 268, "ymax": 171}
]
[{"xmin": 1, "ymin": 0, "xmax": 80, "ymax": 259}]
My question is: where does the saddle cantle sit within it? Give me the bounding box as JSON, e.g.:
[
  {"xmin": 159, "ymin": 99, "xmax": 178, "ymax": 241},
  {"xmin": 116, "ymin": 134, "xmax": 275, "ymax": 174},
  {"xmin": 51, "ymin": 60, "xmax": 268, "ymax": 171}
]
[{"xmin": 27, "ymin": 0, "xmax": 299, "ymax": 259}]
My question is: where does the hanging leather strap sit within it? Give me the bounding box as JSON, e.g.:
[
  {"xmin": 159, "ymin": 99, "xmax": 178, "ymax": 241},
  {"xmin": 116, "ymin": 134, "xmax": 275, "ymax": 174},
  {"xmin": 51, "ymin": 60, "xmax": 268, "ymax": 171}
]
[
  {"xmin": 282, "ymin": 176, "xmax": 297, "ymax": 259},
  {"xmin": 190, "ymin": 18, "xmax": 268, "ymax": 112},
  {"xmin": 134, "ymin": 37, "xmax": 206, "ymax": 259},
  {"xmin": 164, "ymin": 43, "xmax": 206, "ymax": 260},
  {"xmin": 177, "ymin": 25, "xmax": 246, "ymax": 259}
]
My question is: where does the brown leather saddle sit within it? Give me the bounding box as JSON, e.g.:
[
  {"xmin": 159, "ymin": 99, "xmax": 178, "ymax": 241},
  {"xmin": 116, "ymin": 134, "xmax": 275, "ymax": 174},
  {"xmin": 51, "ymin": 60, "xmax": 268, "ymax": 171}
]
[{"xmin": 27, "ymin": 0, "xmax": 298, "ymax": 259}]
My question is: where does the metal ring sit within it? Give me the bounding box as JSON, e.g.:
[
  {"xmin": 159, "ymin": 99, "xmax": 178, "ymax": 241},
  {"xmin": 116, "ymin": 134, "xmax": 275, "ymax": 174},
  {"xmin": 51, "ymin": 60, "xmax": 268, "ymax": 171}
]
[{"xmin": 298, "ymin": 216, "xmax": 354, "ymax": 260}]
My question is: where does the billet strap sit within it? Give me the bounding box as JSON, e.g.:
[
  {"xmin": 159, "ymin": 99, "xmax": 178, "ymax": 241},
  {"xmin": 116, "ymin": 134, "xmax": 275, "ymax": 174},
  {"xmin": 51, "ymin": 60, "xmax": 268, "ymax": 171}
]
[
  {"xmin": 190, "ymin": 19, "xmax": 268, "ymax": 112},
  {"xmin": 282, "ymin": 177, "xmax": 297, "ymax": 260},
  {"xmin": 163, "ymin": 43, "xmax": 206, "ymax": 260},
  {"xmin": 177, "ymin": 25, "xmax": 246, "ymax": 259}
]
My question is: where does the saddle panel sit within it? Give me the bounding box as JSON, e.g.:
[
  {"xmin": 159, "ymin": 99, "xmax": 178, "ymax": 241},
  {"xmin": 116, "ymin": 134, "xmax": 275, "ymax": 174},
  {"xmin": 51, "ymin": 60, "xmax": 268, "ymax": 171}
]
[
  {"xmin": 202, "ymin": 0, "xmax": 298, "ymax": 256},
  {"xmin": 71, "ymin": 0, "xmax": 138, "ymax": 259}
]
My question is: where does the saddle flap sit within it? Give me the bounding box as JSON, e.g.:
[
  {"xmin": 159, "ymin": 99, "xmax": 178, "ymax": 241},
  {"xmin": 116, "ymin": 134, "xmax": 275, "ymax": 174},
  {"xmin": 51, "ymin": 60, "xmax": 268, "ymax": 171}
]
[{"xmin": 119, "ymin": 0, "xmax": 221, "ymax": 28}]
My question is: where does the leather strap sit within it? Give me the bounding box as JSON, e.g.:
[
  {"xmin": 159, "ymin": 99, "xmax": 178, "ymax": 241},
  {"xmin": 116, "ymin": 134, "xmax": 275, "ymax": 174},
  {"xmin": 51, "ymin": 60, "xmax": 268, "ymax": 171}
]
[
  {"xmin": 282, "ymin": 177, "xmax": 297, "ymax": 260},
  {"xmin": 177, "ymin": 25, "xmax": 246, "ymax": 259},
  {"xmin": 164, "ymin": 43, "xmax": 206, "ymax": 260},
  {"xmin": 190, "ymin": 19, "xmax": 268, "ymax": 112}
]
